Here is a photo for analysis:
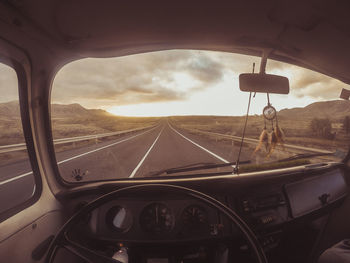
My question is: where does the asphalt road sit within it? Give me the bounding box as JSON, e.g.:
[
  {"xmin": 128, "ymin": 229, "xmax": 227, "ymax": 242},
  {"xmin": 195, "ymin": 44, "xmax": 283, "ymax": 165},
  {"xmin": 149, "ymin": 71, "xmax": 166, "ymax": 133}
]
[
  {"xmin": 0, "ymin": 120, "xmax": 252, "ymax": 214},
  {"xmin": 56, "ymin": 120, "xmax": 248, "ymax": 180}
]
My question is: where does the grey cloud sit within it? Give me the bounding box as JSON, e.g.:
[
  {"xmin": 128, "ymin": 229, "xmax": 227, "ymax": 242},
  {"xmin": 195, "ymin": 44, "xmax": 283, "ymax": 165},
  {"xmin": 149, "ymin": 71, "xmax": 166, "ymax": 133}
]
[
  {"xmin": 52, "ymin": 49, "xmax": 346, "ymax": 109},
  {"xmin": 290, "ymin": 68, "xmax": 346, "ymax": 99},
  {"xmin": 53, "ymin": 50, "xmax": 224, "ymax": 107},
  {"xmin": 187, "ymin": 55, "xmax": 224, "ymax": 83},
  {"xmin": 267, "ymin": 59, "xmax": 346, "ymax": 100},
  {"xmin": 292, "ymin": 78, "xmax": 345, "ymax": 99}
]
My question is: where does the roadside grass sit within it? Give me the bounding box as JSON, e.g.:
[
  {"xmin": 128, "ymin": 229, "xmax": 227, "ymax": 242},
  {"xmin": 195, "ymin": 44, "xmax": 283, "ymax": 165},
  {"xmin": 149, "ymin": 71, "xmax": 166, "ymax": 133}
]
[
  {"xmin": 170, "ymin": 115, "xmax": 346, "ymax": 153},
  {"xmin": 51, "ymin": 116, "xmax": 159, "ymax": 139}
]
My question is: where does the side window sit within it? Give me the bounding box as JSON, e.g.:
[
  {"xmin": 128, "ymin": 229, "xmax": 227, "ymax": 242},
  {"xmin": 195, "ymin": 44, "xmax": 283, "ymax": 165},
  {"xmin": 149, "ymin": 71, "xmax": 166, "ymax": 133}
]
[{"xmin": 0, "ymin": 63, "xmax": 36, "ymax": 216}]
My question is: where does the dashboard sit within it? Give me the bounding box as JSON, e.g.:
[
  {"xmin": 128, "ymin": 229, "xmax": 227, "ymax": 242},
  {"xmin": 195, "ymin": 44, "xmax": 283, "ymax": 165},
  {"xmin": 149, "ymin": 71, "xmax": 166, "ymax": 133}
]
[
  {"xmin": 64, "ymin": 163, "xmax": 348, "ymax": 262},
  {"xmin": 82, "ymin": 166, "xmax": 348, "ymax": 246}
]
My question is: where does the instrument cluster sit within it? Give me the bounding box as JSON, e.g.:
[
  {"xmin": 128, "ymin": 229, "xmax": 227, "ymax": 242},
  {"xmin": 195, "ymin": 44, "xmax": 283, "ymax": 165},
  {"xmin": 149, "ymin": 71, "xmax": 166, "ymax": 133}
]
[{"xmin": 90, "ymin": 199, "xmax": 227, "ymax": 241}]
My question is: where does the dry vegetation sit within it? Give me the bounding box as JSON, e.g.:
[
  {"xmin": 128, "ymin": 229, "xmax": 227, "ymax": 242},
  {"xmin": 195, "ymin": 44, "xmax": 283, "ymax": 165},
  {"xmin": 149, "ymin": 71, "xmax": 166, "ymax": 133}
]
[
  {"xmin": 50, "ymin": 103, "xmax": 160, "ymax": 139},
  {"xmin": 169, "ymin": 100, "xmax": 350, "ymax": 165},
  {"xmin": 0, "ymin": 102, "xmax": 160, "ymax": 146},
  {"xmin": 0, "ymin": 102, "xmax": 159, "ymax": 166},
  {"xmin": 169, "ymin": 111, "xmax": 349, "ymax": 154},
  {"xmin": 51, "ymin": 115, "xmax": 159, "ymax": 138}
]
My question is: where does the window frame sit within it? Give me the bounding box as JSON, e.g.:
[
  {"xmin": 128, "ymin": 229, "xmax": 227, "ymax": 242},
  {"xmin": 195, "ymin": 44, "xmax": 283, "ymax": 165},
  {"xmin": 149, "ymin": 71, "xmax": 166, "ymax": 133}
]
[{"xmin": 0, "ymin": 58, "xmax": 42, "ymax": 222}]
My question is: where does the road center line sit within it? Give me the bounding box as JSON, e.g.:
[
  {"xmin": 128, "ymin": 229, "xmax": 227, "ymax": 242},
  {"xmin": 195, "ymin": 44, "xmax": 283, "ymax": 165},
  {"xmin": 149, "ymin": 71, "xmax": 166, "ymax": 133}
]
[
  {"xmin": 0, "ymin": 127, "xmax": 157, "ymax": 185},
  {"xmin": 129, "ymin": 127, "xmax": 164, "ymax": 178},
  {"xmin": 168, "ymin": 123, "xmax": 230, "ymax": 164}
]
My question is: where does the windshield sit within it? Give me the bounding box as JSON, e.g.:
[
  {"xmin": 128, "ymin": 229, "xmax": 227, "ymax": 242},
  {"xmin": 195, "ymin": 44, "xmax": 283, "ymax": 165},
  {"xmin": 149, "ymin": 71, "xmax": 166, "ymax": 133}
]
[{"xmin": 51, "ymin": 50, "xmax": 349, "ymax": 182}]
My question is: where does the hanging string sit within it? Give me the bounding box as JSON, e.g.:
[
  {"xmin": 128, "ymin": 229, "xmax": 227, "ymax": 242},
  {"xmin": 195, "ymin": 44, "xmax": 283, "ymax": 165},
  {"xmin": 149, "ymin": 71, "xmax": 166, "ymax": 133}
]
[{"xmin": 234, "ymin": 92, "xmax": 252, "ymax": 174}]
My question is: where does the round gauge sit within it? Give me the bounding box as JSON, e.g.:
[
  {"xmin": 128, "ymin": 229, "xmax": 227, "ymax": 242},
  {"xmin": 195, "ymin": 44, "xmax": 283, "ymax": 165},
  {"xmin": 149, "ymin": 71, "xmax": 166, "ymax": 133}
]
[
  {"xmin": 139, "ymin": 203, "xmax": 174, "ymax": 234},
  {"xmin": 181, "ymin": 205, "xmax": 208, "ymax": 232},
  {"xmin": 106, "ymin": 206, "xmax": 133, "ymax": 233}
]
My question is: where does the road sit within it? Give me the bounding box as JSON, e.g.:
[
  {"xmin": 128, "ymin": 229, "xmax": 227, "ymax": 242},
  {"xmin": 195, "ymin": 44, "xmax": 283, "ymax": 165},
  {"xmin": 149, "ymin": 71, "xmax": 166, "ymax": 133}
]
[
  {"xmin": 0, "ymin": 120, "xmax": 253, "ymax": 214},
  {"xmin": 56, "ymin": 120, "xmax": 248, "ymax": 180}
]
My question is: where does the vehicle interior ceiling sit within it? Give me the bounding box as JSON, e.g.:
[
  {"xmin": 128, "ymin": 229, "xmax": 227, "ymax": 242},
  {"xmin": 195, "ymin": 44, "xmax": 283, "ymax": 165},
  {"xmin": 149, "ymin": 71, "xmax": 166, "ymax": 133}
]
[{"xmin": 1, "ymin": 1, "xmax": 350, "ymax": 263}]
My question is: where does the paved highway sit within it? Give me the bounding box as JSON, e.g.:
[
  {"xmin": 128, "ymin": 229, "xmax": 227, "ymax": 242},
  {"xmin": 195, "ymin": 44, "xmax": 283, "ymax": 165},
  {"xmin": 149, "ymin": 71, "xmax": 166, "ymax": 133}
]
[
  {"xmin": 56, "ymin": 120, "xmax": 248, "ymax": 181},
  {"xmin": 0, "ymin": 120, "xmax": 255, "ymax": 214}
]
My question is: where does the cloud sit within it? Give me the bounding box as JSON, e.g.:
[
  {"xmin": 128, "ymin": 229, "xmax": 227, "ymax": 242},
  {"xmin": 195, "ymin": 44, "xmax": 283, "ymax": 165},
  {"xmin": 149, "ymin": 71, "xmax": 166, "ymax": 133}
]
[
  {"xmin": 52, "ymin": 50, "xmax": 348, "ymax": 110},
  {"xmin": 267, "ymin": 59, "xmax": 347, "ymax": 100},
  {"xmin": 187, "ymin": 54, "xmax": 224, "ymax": 83},
  {"xmin": 53, "ymin": 50, "xmax": 225, "ymax": 108}
]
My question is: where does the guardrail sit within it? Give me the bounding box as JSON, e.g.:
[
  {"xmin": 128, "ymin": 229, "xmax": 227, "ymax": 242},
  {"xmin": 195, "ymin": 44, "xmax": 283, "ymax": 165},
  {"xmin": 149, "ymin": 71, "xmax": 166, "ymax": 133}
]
[
  {"xmin": 187, "ymin": 129, "xmax": 333, "ymax": 154},
  {"xmin": 0, "ymin": 126, "xmax": 152, "ymax": 154}
]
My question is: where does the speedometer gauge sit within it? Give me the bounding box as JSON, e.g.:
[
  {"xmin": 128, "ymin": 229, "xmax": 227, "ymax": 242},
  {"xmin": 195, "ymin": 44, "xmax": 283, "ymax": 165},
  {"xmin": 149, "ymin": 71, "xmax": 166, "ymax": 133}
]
[{"xmin": 139, "ymin": 203, "xmax": 174, "ymax": 234}]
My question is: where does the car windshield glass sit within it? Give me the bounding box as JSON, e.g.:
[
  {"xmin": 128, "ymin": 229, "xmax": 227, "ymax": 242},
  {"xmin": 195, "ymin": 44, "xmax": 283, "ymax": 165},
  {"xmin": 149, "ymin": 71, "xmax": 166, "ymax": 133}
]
[{"xmin": 51, "ymin": 50, "xmax": 349, "ymax": 182}]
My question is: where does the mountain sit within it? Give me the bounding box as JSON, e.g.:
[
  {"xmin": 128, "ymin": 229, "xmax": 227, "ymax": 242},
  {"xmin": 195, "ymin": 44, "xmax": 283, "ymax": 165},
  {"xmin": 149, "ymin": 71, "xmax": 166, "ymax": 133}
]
[
  {"xmin": 0, "ymin": 101, "xmax": 112, "ymax": 119},
  {"xmin": 0, "ymin": 101, "xmax": 158, "ymax": 143},
  {"xmin": 0, "ymin": 101, "xmax": 21, "ymax": 118},
  {"xmin": 278, "ymin": 100, "xmax": 350, "ymax": 120},
  {"xmin": 51, "ymin": 103, "xmax": 112, "ymax": 119}
]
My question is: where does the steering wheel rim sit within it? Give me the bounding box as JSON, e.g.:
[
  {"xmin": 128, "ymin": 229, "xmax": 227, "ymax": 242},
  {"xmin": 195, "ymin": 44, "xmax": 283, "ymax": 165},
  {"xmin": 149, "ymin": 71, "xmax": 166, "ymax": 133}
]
[{"xmin": 46, "ymin": 184, "xmax": 268, "ymax": 263}]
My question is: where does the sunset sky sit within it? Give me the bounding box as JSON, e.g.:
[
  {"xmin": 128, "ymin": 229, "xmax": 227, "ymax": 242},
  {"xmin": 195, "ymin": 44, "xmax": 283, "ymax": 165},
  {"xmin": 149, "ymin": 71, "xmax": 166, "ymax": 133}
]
[{"xmin": 1, "ymin": 49, "xmax": 348, "ymax": 116}]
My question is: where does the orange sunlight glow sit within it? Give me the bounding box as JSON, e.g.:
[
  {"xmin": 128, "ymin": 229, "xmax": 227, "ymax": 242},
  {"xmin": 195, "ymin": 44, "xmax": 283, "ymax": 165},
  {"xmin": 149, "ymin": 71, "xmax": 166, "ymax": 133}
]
[{"xmin": 107, "ymin": 103, "xmax": 176, "ymax": 117}]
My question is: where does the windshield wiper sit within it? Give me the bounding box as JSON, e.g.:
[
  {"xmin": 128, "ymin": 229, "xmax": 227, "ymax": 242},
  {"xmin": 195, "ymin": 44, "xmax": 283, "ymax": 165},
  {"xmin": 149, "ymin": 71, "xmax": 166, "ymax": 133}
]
[
  {"xmin": 277, "ymin": 152, "xmax": 336, "ymax": 163},
  {"xmin": 145, "ymin": 160, "xmax": 251, "ymax": 177}
]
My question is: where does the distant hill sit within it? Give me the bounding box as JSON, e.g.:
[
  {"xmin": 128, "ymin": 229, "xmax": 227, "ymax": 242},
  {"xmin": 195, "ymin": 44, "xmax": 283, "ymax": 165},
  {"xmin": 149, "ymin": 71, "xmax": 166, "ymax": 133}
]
[
  {"xmin": 2, "ymin": 100, "xmax": 349, "ymax": 121},
  {"xmin": 51, "ymin": 103, "xmax": 112, "ymax": 119},
  {"xmin": 278, "ymin": 100, "xmax": 350, "ymax": 120},
  {"xmin": 0, "ymin": 101, "xmax": 113, "ymax": 119},
  {"xmin": 0, "ymin": 101, "xmax": 20, "ymax": 118},
  {"xmin": 0, "ymin": 101, "xmax": 159, "ymax": 144}
]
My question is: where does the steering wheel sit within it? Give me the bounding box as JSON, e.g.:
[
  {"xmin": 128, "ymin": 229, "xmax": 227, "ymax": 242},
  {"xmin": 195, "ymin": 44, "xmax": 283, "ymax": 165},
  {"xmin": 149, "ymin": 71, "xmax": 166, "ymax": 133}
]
[{"xmin": 46, "ymin": 184, "xmax": 268, "ymax": 263}]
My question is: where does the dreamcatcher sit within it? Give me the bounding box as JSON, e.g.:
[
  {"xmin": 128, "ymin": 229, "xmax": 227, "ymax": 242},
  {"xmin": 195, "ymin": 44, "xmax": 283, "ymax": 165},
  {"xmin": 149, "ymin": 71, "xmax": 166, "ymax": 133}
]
[{"xmin": 253, "ymin": 95, "xmax": 285, "ymax": 158}]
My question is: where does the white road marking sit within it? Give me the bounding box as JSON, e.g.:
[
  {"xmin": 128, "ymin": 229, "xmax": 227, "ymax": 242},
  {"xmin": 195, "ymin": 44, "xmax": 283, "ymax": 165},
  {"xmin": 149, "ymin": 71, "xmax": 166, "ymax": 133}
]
[
  {"xmin": 0, "ymin": 171, "xmax": 33, "ymax": 186},
  {"xmin": 168, "ymin": 123, "xmax": 230, "ymax": 164},
  {"xmin": 0, "ymin": 127, "xmax": 156, "ymax": 185},
  {"xmin": 129, "ymin": 128, "xmax": 164, "ymax": 178}
]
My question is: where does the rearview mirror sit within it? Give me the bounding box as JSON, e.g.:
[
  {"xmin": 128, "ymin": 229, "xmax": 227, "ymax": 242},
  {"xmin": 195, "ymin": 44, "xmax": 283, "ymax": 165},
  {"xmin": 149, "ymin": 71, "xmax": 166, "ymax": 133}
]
[{"xmin": 239, "ymin": 73, "xmax": 289, "ymax": 94}]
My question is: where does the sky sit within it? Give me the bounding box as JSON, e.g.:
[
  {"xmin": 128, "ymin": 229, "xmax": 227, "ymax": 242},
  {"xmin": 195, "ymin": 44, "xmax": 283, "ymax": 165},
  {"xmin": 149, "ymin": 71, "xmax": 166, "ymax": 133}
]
[{"xmin": 1, "ymin": 49, "xmax": 348, "ymax": 116}]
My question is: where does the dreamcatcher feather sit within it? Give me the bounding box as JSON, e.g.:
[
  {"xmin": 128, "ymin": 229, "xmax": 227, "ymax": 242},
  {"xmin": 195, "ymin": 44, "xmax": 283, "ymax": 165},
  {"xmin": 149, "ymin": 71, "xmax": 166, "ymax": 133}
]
[
  {"xmin": 275, "ymin": 125, "xmax": 285, "ymax": 149},
  {"xmin": 266, "ymin": 125, "xmax": 285, "ymax": 158},
  {"xmin": 253, "ymin": 128, "xmax": 269, "ymax": 155}
]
